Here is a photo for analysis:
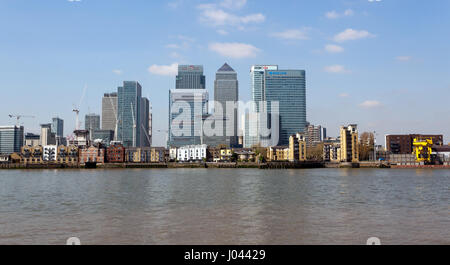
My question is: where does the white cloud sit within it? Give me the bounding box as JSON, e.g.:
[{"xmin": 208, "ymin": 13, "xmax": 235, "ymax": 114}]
[
  {"xmin": 220, "ymin": 0, "xmax": 247, "ymax": 9},
  {"xmin": 209, "ymin": 42, "xmax": 260, "ymax": 58},
  {"xmin": 359, "ymin": 100, "xmax": 382, "ymax": 108},
  {"xmin": 325, "ymin": 44, "xmax": 344, "ymax": 53},
  {"xmin": 396, "ymin": 56, "xmax": 412, "ymax": 62},
  {"xmin": 148, "ymin": 63, "xmax": 178, "ymax": 76},
  {"xmin": 339, "ymin": 93, "xmax": 350, "ymax": 98},
  {"xmin": 333, "ymin": 28, "xmax": 375, "ymax": 42},
  {"xmin": 217, "ymin": 29, "xmax": 229, "ymax": 35},
  {"xmin": 197, "ymin": 4, "xmax": 265, "ymax": 27},
  {"xmin": 271, "ymin": 28, "xmax": 310, "ymax": 40},
  {"xmin": 112, "ymin": 69, "xmax": 122, "ymax": 75},
  {"xmin": 325, "ymin": 9, "xmax": 354, "ymax": 19},
  {"xmin": 324, "ymin": 65, "xmax": 350, "ymax": 74},
  {"xmin": 67, "ymin": 0, "xmax": 81, "ymax": 2}
]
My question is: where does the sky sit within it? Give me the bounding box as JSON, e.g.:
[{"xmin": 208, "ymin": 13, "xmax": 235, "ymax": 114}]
[{"xmin": 1, "ymin": 0, "xmax": 449, "ymax": 146}]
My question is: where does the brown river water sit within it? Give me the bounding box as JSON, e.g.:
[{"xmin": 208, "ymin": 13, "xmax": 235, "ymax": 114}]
[{"xmin": 0, "ymin": 168, "xmax": 448, "ymax": 245}]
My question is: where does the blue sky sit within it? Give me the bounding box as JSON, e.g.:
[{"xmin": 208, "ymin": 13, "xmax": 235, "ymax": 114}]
[{"xmin": 1, "ymin": 0, "xmax": 449, "ymax": 146}]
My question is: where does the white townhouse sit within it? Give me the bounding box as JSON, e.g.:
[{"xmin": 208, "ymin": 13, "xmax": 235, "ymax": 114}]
[{"xmin": 177, "ymin": 144, "xmax": 208, "ymax": 162}]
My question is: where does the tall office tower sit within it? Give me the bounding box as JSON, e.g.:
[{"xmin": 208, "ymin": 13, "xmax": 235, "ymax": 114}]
[
  {"xmin": 102, "ymin": 92, "xmax": 118, "ymax": 133},
  {"xmin": 139, "ymin": 97, "xmax": 151, "ymax": 147},
  {"xmin": 117, "ymin": 81, "xmax": 142, "ymax": 147},
  {"xmin": 250, "ymin": 65, "xmax": 278, "ymax": 112},
  {"xmin": 168, "ymin": 65, "xmax": 208, "ymax": 147},
  {"xmin": 40, "ymin": 123, "xmax": 56, "ymax": 146},
  {"xmin": 51, "ymin": 117, "xmax": 64, "ymax": 138},
  {"xmin": 0, "ymin": 125, "xmax": 24, "ymax": 154},
  {"xmin": 340, "ymin": 124, "xmax": 359, "ymax": 163},
  {"xmin": 176, "ymin": 65, "xmax": 206, "ymax": 89},
  {"xmin": 85, "ymin": 114, "xmax": 100, "ymax": 131},
  {"xmin": 264, "ymin": 69, "xmax": 307, "ymax": 146},
  {"xmin": 213, "ymin": 63, "xmax": 239, "ymax": 147}
]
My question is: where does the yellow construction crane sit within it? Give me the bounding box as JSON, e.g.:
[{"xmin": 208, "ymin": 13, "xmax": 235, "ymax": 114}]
[{"xmin": 413, "ymin": 138, "xmax": 433, "ymax": 163}]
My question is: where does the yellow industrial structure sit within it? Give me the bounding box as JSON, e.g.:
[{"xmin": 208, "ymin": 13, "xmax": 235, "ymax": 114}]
[{"xmin": 413, "ymin": 138, "xmax": 433, "ymax": 163}]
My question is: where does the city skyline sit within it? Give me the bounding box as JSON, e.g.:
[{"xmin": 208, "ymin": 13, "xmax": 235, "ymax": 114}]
[{"xmin": 1, "ymin": 0, "xmax": 449, "ymax": 146}]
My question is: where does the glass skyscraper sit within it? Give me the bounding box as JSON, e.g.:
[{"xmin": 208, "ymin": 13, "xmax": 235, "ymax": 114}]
[
  {"xmin": 176, "ymin": 65, "xmax": 206, "ymax": 89},
  {"xmin": 250, "ymin": 65, "xmax": 278, "ymax": 112},
  {"xmin": 0, "ymin": 126, "xmax": 24, "ymax": 154},
  {"xmin": 264, "ymin": 70, "xmax": 306, "ymax": 146},
  {"xmin": 211, "ymin": 63, "xmax": 239, "ymax": 147},
  {"xmin": 117, "ymin": 81, "xmax": 142, "ymax": 147},
  {"xmin": 51, "ymin": 117, "xmax": 64, "ymax": 138},
  {"xmin": 85, "ymin": 114, "xmax": 100, "ymax": 131},
  {"xmin": 101, "ymin": 92, "xmax": 118, "ymax": 133},
  {"xmin": 169, "ymin": 65, "xmax": 208, "ymax": 147}
]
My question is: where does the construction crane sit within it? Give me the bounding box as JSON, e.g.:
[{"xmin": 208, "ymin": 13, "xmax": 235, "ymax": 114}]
[
  {"xmin": 73, "ymin": 84, "xmax": 87, "ymax": 131},
  {"xmin": 131, "ymin": 102, "xmax": 136, "ymax": 147},
  {"xmin": 413, "ymin": 138, "xmax": 433, "ymax": 163},
  {"xmin": 8, "ymin": 114, "xmax": 35, "ymax": 126}
]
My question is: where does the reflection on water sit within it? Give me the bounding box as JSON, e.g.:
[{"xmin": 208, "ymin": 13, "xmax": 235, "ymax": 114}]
[{"xmin": 0, "ymin": 168, "xmax": 448, "ymax": 245}]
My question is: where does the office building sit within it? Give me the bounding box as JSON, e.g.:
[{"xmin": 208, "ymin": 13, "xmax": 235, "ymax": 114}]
[
  {"xmin": 102, "ymin": 92, "xmax": 118, "ymax": 133},
  {"xmin": 139, "ymin": 97, "xmax": 151, "ymax": 147},
  {"xmin": 25, "ymin": 133, "xmax": 40, "ymax": 147},
  {"xmin": 85, "ymin": 113, "xmax": 100, "ymax": 131},
  {"xmin": 386, "ymin": 134, "xmax": 444, "ymax": 154},
  {"xmin": 117, "ymin": 81, "xmax": 142, "ymax": 147},
  {"xmin": 168, "ymin": 65, "xmax": 209, "ymax": 147},
  {"xmin": 340, "ymin": 125, "xmax": 359, "ymax": 163},
  {"xmin": 92, "ymin": 130, "xmax": 115, "ymax": 146},
  {"xmin": 212, "ymin": 63, "xmax": 239, "ymax": 147},
  {"xmin": 40, "ymin": 123, "xmax": 56, "ymax": 146},
  {"xmin": 264, "ymin": 69, "xmax": 307, "ymax": 146},
  {"xmin": 51, "ymin": 117, "xmax": 64, "ymax": 138},
  {"xmin": 250, "ymin": 65, "xmax": 278, "ymax": 112},
  {"xmin": 0, "ymin": 126, "xmax": 24, "ymax": 154},
  {"xmin": 305, "ymin": 124, "xmax": 325, "ymax": 147},
  {"xmin": 176, "ymin": 65, "xmax": 206, "ymax": 89}
]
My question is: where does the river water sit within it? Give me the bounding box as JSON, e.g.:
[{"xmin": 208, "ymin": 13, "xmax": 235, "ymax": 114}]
[{"xmin": 0, "ymin": 168, "xmax": 448, "ymax": 245}]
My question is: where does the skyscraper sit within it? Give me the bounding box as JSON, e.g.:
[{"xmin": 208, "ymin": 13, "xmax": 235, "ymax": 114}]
[
  {"xmin": 139, "ymin": 97, "xmax": 151, "ymax": 147},
  {"xmin": 117, "ymin": 81, "xmax": 142, "ymax": 147},
  {"xmin": 102, "ymin": 92, "xmax": 118, "ymax": 133},
  {"xmin": 251, "ymin": 65, "xmax": 278, "ymax": 112},
  {"xmin": 264, "ymin": 69, "xmax": 307, "ymax": 146},
  {"xmin": 213, "ymin": 63, "xmax": 239, "ymax": 147},
  {"xmin": 176, "ymin": 65, "xmax": 206, "ymax": 89},
  {"xmin": 0, "ymin": 126, "xmax": 24, "ymax": 154},
  {"xmin": 40, "ymin": 123, "xmax": 56, "ymax": 146},
  {"xmin": 51, "ymin": 117, "xmax": 64, "ymax": 138},
  {"xmin": 168, "ymin": 65, "xmax": 208, "ymax": 147},
  {"xmin": 85, "ymin": 114, "xmax": 100, "ymax": 131}
]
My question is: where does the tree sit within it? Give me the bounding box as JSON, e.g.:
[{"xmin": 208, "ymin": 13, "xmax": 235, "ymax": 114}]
[
  {"xmin": 359, "ymin": 132, "xmax": 375, "ymax": 161},
  {"xmin": 306, "ymin": 143, "xmax": 324, "ymax": 161}
]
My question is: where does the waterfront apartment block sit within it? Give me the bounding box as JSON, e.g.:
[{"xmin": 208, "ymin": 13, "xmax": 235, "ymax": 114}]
[
  {"xmin": 0, "ymin": 126, "xmax": 24, "ymax": 154},
  {"xmin": 106, "ymin": 143, "xmax": 125, "ymax": 163},
  {"xmin": 267, "ymin": 146, "xmax": 290, "ymax": 161},
  {"xmin": 385, "ymin": 134, "xmax": 444, "ymax": 154},
  {"xmin": 79, "ymin": 146, "xmax": 105, "ymax": 164},
  {"xmin": 340, "ymin": 125, "xmax": 359, "ymax": 163},
  {"xmin": 289, "ymin": 133, "xmax": 307, "ymax": 162},
  {"xmin": 177, "ymin": 144, "xmax": 208, "ymax": 162}
]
